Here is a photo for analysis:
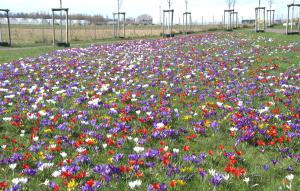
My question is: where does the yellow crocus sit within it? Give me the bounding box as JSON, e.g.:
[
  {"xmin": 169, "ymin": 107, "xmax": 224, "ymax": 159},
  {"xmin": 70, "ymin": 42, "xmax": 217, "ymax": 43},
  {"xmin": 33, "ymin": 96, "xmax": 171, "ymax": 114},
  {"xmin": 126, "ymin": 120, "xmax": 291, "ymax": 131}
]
[
  {"xmin": 67, "ymin": 179, "xmax": 77, "ymax": 191},
  {"xmin": 176, "ymin": 179, "xmax": 186, "ymax": 186}
]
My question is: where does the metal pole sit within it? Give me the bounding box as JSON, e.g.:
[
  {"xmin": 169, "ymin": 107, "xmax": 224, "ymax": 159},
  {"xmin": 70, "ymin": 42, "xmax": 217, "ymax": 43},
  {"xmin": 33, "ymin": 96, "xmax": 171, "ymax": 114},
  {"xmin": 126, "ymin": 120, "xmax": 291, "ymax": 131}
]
[
  {"xmin": 272, "ymin": 10, "xmax": 274, "ymax": 26},
  {"xmin": 0, "ymin": 14, "xmax": 2, "ymax": 42},
  {"xmin": 117, "ymin": 0, "xmax": 120, "ymax": 38},
  {"xmin": 150, "ymin": 22, "xmax": 152, "ymax": 36},
  {"xmin": 286, "ymin": 6, "xmax": 289, "ymax": 34},
  {"xmin": 60, "ymin": 0, "xmax": 63, "ymax": 42},
  {"xmin": 162, "ymin": 12, "xmax": 165, "ymax": 36},
  {"xmin": 291, "ymin": 3, "xmax": 294, "ymax": 31},
  {"xmin": 298, "ymin": 7, "xmax": 300, "ymax": 33},
  {"xmin": 7, "ymin": 10, "xmax": 11, "ymax": 46},
  {"xmin": 94, "ymin": 21, "xmax": 97, "ymax": 40},
  {"xmin": 255, "ymin": 9, "xmax": 257, "ymax": 31},
  {"xmin": 123, "ymin": 13, "xmax": 125, "ymax": 38},
  {"xmin": 224, "ymin": 11, "xmax": 225, "ymax": 29},
  {"xmin": 190, "ymin": 14, "xmax": 192, "ymax": 31},
  {"xmin": 162, "ymin": 11, "xmax": 165, "ymax": 36},
  {"xmin": 263, "ymin": 8, "xmax": 266, "ymax": 31},
  {"xmin": 113, "ymin": 14, "xmax": 115, "ymax": 37},
  {"xmin": 70, "ymin": 14, "xmax": 72, "ymax": 41},
  {"xmin": 168, "ymin": 12, "xmax": 170, "ymax": 34},
  {"xmin": 182, "ymin": 14, "xmax": 184, "ymax": 33},
  {"xmin": 258, "ymin": 8, "xmax": 260, "ymax": 31},
  {"xmin": 171, "ymin": 10, "xmax": 173, "ymax": 36},
  {"xmin": 66, "ymin": 10, "xmax": 69, "ymax": 44},
  {"xmin": 186, "ymin": 14, "xmax": 188, "ymax": 33},
  {"xmin": 168, "ymin": 0, "xmax": 171, "ymax": 35},
  {"xmin": 52, "ymin": 11, "xmax": 55, "ymax": 48}
]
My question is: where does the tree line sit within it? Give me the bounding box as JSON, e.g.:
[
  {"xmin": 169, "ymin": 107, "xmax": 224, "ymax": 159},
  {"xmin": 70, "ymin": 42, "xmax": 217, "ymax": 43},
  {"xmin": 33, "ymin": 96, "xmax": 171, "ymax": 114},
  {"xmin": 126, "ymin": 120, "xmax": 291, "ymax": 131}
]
[
  {"xmin": 0, "ymin": 12, "xmax": 106, "ymax": 23},
  {"xmin": 0, "ymin": 12, "xmax": 153, "ymax": 24}
]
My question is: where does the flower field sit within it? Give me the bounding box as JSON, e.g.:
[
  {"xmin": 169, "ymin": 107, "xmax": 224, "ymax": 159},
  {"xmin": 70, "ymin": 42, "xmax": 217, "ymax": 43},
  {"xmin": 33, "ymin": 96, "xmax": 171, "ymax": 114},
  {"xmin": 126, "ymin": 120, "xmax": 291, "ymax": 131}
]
[{"xmin": 0, "ymin": 32, "xmax": 299, "ymax": 191}]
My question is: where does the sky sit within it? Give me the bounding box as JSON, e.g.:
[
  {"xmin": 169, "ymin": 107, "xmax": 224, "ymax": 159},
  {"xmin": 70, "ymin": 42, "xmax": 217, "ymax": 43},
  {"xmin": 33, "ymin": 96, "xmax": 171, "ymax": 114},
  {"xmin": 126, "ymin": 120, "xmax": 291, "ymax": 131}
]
[{"xmin": 1, "ymin": 0, "xmax": 299, "ymax": 23}]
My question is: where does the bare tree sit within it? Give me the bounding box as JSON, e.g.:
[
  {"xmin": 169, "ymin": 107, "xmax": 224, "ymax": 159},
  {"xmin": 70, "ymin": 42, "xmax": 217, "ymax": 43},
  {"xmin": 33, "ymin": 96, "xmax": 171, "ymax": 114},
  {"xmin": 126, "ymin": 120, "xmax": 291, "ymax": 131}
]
[
  {"xmin": 117, "ymin": 0, "xmax": 124, "ymax": 12},
  {"xmin": 268, "ymin": 0, "xmax": 273, "ymax": 9},
  {"xmin": 185, "ymin": 0, "xmax": 188, "ymax": 12},
  {"xmin": 167, "ymin": 0, "xmax": 173, "ymax": 10},
  {"xmin": 225, "ymin": 0, "xmax": 232, "ymax": 9},
  {"xmin": 115, "ymin": 0, "xmax": 124, "ymax": 37},
  {"xmin": 232, "ymin": 0, "xmax": 236, "ymax": 10}
]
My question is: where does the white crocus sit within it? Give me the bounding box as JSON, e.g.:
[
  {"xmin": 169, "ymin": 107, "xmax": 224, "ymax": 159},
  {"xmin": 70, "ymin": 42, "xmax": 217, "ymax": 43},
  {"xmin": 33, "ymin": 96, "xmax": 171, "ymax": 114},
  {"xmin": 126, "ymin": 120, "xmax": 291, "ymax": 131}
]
[
  {"xmin": 3, "ymin": 117, "xmax": 12, "ymax": 121},
  {"xmin": 4, "ymin": 94, "xmax": 15, "ymax": 99},
  {"xmin": 133, "ymin": 137, "xmax": 139, "ymax": 143},
  {"xmin": 208, "ymin": 168, "xmax": 216, "ymax": 176},
  {"xmin": 128, "ymin": 180, "xmax": 142, "ymax": 189},
  {"xmin": 243, "ymin": 177, "xmax": 250, "ymax": 184},
  {"xmin": 12, "ymin": 178, "xmax": 28, "ymax": 185},
  {"xmin": 32, "ymin": 136, "xmax": 39, "ymax": 142},
  {"xmin": 286, "ymin": 174, "xmax": 294, "ymax": 182},
  {"xmin": 40, "ymin": 179, "xmax": 49, "ymax": 186},
  {"xmin": 52, "ymin": 170, "xmax": 61, "ymax": 177},
  {"xmin": 156, "ymin": 122, "xmax": 164, "ymax": 128},
  {"xmin": 60, "ymin": 152, "xmax": 67, "ymax": 158},
  {"xmin": 223, "ymin": 174, "xmax": 230, "ymax": 181},
  {"xmin": 133, "ymin": 146, "xmax": 144, "ymax": 153},
  {"xmin": 173, "ymin": 148, "xmax": 179, "ymax": 153},
  {"xmin": 9, "ymin": 163, "xmax": 17, "ymax": 170}
]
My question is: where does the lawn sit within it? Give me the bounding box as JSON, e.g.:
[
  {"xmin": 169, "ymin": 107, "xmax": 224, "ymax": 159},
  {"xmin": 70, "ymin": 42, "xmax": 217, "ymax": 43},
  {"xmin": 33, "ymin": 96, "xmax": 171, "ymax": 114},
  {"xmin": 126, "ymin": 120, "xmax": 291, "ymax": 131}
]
[
  {"xmin": 0, "ymin": 37, "xmax": 146, "ymax": 64},
  {"xmin": 0, "ymin": 31, "xmax": 299, "ymax": 191}
]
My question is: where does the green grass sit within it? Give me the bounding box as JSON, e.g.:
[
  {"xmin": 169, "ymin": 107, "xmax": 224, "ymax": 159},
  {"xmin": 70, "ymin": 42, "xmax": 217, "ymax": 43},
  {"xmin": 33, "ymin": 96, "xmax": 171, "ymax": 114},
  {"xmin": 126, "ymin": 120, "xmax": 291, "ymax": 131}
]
[
  {"xmin": 0, "ymin": 31, "xmax": 299, "ymax": 191},
  {"xmin": 1, "ymin": 30, "xmax": 300, "ymax": 64},
  {"xmin": 0, "ymin": 36, "xmax": 157, "ymax": 64}
]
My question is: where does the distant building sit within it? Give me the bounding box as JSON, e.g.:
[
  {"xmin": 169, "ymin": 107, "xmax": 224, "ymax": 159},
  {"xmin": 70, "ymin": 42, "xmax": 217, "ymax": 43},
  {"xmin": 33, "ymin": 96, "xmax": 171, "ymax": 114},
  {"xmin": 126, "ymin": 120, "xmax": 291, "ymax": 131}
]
[
  {"xmin": 136, "ymin": 14, "xmax": 153, "ymax": 25},
  {"xmin": 0, "ymin": 17, "xmax": 90, "ymax": 25},
  {"xmin": 242, "ymin": 19, "xmax": 255, "ymax": 25}
]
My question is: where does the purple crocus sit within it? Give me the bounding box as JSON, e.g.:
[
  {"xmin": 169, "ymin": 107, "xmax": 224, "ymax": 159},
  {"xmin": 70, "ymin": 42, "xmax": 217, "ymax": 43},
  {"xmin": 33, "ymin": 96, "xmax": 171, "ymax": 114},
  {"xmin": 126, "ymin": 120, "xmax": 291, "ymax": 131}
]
[{"xmin": 210, "ymin": 173, "xmax": 223, "ymax": 186}]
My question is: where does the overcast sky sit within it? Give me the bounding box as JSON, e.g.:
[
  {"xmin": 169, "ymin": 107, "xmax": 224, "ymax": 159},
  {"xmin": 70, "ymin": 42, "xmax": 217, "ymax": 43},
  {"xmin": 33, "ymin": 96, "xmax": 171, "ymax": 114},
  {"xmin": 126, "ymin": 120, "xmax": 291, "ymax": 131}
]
[{"xmin": 1, "ymin": 0, "xmax": 299, "ymax": 23}]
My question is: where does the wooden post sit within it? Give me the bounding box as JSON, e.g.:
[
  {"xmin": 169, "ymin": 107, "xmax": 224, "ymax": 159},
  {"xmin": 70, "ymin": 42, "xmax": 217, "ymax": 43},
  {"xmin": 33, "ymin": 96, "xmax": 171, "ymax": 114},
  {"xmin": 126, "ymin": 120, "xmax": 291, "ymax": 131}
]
[
  {"xmin": 286, "ymin": 5, "xmax": 289, "ymax": 34},
  {"xmin": 163, "ymin": 11, "xmax": 165, "ymax": 36},
  {"xmin": 7, "ymin": 10, "xmax": 11, "ymax": 46},
  {"xmin": 52, "ymin": 11, "xmax": 55, "ymax": 48},
  {"xmin": 66, "ymin": 10, "xmax": 69, "ymax": 44},
  {"xmin": 123, "ymin": 13, "xmax": 126, "ymax": 38}
]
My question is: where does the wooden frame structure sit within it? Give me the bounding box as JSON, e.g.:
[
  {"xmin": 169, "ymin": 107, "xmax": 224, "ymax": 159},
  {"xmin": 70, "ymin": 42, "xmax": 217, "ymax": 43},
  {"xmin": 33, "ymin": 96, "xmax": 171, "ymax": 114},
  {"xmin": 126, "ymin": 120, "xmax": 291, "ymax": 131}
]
[
  {"xmin": 0, "ymin": 9, "xmax": 11, "ymax": 47},
  {"xmin": 113, "ymin": 12, "xmax": 126, "ymax": 38},
  {"xmin": 223, "ymin": 9, "xmax": 234, "ymax": 31},
  {"xmin": 52, "ymin": 8, "xmax": 70, "ymax": 47},
  {"xmin": 255, "ymin": 7, "xmax": 266, "ymax": 32},
  {"xmin": 286, "ymin": 3, "xmax": 300, "ymax": 35},
  {"xmin": 266, "ymin": 9, "xmax": 275, "ymax": 27},
  {"xmin": 162, "ymin": 9, "xmax": 174, "ymax": 37},
  {"xmin": 231, "ymin": 11, "xmax": 238, "ymax": 29},
  {"xmin": 183, "ymin": 12, "xmax": 192, "ymax": 34}
]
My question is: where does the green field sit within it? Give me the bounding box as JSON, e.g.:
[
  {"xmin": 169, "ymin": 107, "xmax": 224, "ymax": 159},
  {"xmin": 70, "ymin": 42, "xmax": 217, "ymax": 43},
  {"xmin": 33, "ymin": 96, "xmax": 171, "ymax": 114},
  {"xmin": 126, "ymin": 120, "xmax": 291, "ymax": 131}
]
[{"xmin": 0, "ymin": 30, "xmax": 299, "ymax": 191}]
